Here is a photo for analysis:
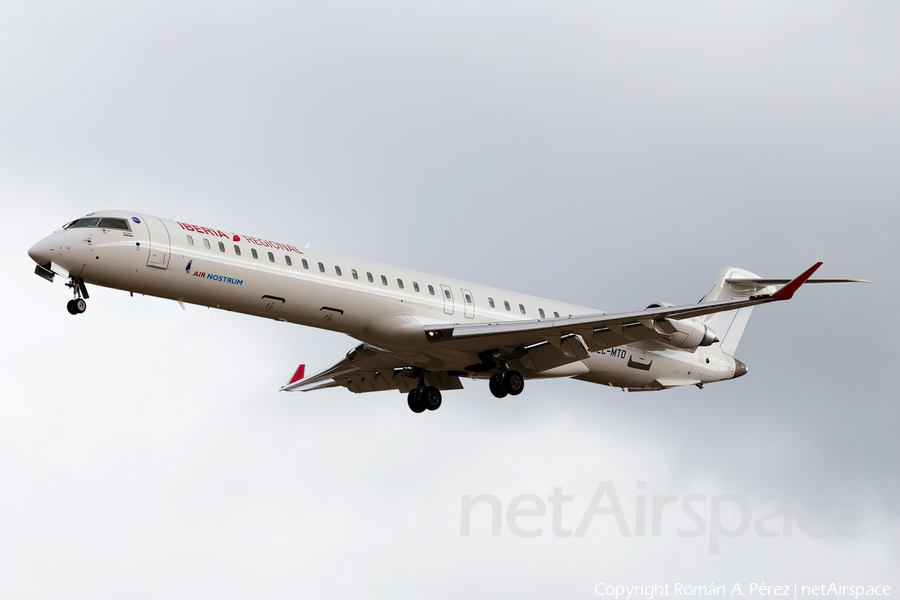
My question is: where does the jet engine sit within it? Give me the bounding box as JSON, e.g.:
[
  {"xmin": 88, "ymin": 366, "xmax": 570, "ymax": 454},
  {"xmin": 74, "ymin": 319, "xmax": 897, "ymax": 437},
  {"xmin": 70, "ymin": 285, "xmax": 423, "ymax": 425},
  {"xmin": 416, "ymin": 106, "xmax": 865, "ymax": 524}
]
[{"xmin": 645, "ymin": 302, "xmax": 718, "ymax": 351}]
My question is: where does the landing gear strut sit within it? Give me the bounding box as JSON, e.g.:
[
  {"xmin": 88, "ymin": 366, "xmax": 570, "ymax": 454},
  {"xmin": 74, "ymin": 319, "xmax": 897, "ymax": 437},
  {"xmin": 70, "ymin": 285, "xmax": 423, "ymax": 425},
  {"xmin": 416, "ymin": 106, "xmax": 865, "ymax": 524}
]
[
  {"xmin": 65, "ymin": 277, "xmax": 89, "ymax": 315},
  {"xmin": 407, "ymin": 385, "xmax": 442, "ymax": 413},
  {"xmin": 489, "ymin": 370, "xmax": 524, "ymax": 398}
]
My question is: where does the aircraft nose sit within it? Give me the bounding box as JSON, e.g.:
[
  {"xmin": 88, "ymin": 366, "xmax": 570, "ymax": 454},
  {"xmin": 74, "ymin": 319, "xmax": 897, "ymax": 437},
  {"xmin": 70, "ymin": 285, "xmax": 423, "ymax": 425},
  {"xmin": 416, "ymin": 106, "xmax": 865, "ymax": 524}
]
[
  {"xmin": 28, "ymin": 239, "xmax": 52, "ymax": 265},
  {"xmin": 733, "ymin": 358, "xmax": 748, "ymax": 379}
]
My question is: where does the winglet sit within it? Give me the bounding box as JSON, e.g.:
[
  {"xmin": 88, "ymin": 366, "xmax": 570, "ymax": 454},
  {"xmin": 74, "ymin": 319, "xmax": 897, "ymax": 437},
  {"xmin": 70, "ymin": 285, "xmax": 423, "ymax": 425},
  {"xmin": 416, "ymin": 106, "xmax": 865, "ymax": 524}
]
[
  {"xmin": 772, "ymin": 262, "xmax": 823, "ymax": 299},
  {"xmin": 288, "ymin": 364, "xmax": 306, "ymax": 385}
]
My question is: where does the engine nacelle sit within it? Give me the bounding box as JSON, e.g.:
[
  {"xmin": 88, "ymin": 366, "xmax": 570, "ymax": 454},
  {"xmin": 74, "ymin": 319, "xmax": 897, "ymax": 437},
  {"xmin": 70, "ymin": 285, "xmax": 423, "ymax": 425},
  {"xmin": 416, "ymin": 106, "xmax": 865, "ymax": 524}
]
[{"xmin": 645, "ymin": 303, "xmax": 718, "ymax": 351}]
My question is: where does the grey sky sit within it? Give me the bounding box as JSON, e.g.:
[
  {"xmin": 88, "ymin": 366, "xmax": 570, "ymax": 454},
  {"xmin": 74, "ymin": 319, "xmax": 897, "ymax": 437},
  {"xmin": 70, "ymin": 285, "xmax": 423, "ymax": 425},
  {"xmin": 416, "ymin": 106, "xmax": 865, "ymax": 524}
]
[{"xmin": 1, "ymin": 1, "xmax": 898, "ymax": 597}]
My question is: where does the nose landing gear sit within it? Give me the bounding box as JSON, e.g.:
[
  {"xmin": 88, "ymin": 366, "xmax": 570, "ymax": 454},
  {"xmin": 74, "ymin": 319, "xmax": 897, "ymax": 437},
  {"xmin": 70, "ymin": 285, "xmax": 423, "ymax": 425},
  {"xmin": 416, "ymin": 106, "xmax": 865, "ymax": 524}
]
[
  {"xmin": 65, "ymin": 277, "xmax": 89, "ymax": 315},
  {"xmin": 66, "ymin": 298, "xmax": 87, "ymax": 315}
]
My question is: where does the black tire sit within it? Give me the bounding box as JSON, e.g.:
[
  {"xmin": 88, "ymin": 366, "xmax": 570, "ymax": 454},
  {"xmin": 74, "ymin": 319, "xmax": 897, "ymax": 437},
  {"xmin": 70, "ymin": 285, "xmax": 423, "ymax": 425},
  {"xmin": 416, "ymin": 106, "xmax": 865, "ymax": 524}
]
[
  {"xmin": 408, "ymin": 389, "xmax": 426, "ymax": 413},
  {"xmin": 504, "ymin": 370, "xmax": 524, "ymax": 396},
  {"xmin": 424, "ymin": 386, "xmax": 442, "ymax": 410},
  {"xmin": 66, "ymin": 299, "xmax": 78, "ymax": 315},
  {"xmin": 74, "ymin": 298, "xmax": 87, "ymax": 314},
  {"xmin": 489, "ymin": 373, "xmax": 508, "ymax": 398}
]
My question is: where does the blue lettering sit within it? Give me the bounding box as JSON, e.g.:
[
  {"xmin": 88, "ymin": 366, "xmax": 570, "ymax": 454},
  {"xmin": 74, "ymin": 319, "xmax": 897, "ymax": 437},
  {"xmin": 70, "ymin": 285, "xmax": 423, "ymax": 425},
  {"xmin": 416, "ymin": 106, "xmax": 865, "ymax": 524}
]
[{"xmin": 201, "ymin": 272, "xmax": 244, "ymax": 285}]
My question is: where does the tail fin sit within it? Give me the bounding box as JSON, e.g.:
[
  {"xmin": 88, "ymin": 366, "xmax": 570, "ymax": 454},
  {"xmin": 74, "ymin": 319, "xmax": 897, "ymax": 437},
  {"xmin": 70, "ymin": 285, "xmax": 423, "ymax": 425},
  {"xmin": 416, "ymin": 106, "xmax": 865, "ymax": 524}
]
[{"xmin": 700, "ymin": 267, "xmax": 775, "ymax": 355}]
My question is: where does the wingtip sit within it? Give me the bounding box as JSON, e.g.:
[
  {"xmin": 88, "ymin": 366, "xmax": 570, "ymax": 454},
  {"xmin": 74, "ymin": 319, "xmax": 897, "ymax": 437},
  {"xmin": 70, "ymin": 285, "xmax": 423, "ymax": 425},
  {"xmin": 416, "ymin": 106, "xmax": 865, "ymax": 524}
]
[
  {"xmin": 286, "ymin": 364, "xmax": 306, "ymax": 386},
  {"xmin": 772, "ymin": 262, "xmax": 823, "ymax": 300}
]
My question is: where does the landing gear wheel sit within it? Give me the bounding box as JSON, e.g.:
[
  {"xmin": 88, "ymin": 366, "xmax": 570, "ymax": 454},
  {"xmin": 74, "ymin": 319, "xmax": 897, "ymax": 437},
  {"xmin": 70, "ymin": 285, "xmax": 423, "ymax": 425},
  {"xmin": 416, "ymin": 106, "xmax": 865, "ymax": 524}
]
[
  {"xmin": 407, "ymin": 389, "xmax": 426, "ymax": 413},
  {"xmin": 74, "ymin": 298, "xmax": 87, "ymax": 314},
  {"xmin": 504, "ymin": 370, "xmax": 524, "ymax": 396},
  {"xmin": 489, "ymin": 373, "xmax": 508, "ymax": 398},
  {"xmin": 67, "ymin": 299, "xmax": 78, "ymax": 315},
  {"xmin": 424, "ymin": 386, "xmax": 442, "ymax": 411}
]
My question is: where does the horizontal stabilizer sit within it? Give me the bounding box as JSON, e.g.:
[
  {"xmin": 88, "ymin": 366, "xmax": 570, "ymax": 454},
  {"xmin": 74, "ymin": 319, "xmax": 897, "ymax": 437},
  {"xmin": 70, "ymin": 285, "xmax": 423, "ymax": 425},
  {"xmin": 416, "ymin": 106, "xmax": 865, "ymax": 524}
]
[{"xmin": 726, "ymin": 278, "xmax": 870, "ymax": 285}]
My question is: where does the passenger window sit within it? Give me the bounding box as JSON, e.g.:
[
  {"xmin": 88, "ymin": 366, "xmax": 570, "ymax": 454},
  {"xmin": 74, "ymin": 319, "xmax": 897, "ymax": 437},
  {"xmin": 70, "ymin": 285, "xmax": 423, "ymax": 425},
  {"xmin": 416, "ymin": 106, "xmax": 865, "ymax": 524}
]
[
  {"xmin": 539, "ymin": 308, "xmax": 545, "ymax": 318},
  {"xmin": 218, "ymin": 241, "xmax": 225, "ymax": 252},
  {"xmin": 413, "ymin": 282, "xmax": 419, "ymax": 292},
  {"xmin": 302, "ymin": 258, "xmax": 309, "ymax": 269},
  {"xmin": 285, "ymin": 255, "xmax": 292, "ymax": 266},
  {"xmin": 397, "ymin": 279, "xmax": 404, "ymax": 289},
  {"xmin": 203, "ymin": 239, "xmax": 210, "ymax": 249},
  {"xmin": 444, "ymin": 289, "xmax": 451, "ymax": 300},
  {"xmin": 98, "ymin": 218, "xmax": 129, "ymax": 230},
  {"xmin": 268, "ymin": 252, "xmax": 275, "ymax": 262},
  {"xmin": 428, "ymin": 285, "xmax": 435, "ymax": 295},
  {"xmin": 234, "ymin": 245, "xmax": 241, "ymax": 256},
  {"xmin": 187, "ymin": 235, "xmax": 194, "ymax": 246},
  {"xmin": 488, "ymin": 297, "xmax": 495, "ymax": 308},
  {"xmin": 318, "ymin": 262, "xmax": 325, "ymax": 273},
  {"xmin": 367, "ymin": 272, "xmax": 374, "ymax": 283},
  {"xmin": 504, "ymin": 301, "xmax": 511, "ymax": 311},
  {"xmin": 554, "ymin": 311, "xmax": 560, "ymax": 318},
  {"xmin": 381, "ymin": 275, "xmax": 388, "ymax": 286},
  {"xmin": 335, "ymin": 266, "xmax": 342, "ymax": 276},
  {"xmin": 465, "ymin": 293, "xmax": 472, "ymax": 304},
  {"xmin": 519, "ymin": 304, "xmax": 526, "ymax": 314},
  {"xmin": 251, "ymin": 248, "xmax": 258, "ymax": 259},
  {"xmin": 352, "ymin": 269, "xmax": 358, "ymax": 280}
]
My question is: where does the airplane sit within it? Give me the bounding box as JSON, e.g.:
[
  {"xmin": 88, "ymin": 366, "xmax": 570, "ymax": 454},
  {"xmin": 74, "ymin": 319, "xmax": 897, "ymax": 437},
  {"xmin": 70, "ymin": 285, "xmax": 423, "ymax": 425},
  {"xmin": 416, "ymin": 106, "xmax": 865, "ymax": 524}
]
[{"xmin": 28, "ymin": 210, "xmax": 867, "ymax": 413}]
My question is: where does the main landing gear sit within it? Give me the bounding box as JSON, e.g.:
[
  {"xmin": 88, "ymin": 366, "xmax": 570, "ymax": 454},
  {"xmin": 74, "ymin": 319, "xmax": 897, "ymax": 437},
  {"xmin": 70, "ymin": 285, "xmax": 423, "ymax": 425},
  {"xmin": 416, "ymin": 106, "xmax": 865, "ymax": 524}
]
[
  {"xmin": 65, "ymin": 277, "xmax": 89, "ymax": 315},
  {"xmin": 407, "ymin": 386, "xmax": 442, "ymax": 413},
  {"xmin": 489, "ymin": 370, "xmax": 524, "ymax": 398}
]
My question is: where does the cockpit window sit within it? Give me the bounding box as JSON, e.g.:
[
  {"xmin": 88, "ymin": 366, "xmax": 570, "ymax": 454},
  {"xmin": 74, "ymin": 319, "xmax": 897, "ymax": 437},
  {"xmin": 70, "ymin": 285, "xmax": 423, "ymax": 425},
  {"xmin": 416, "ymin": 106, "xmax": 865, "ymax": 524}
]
[
  {"xmin": 67, "ymin": 218, "xmax": 100, "ymax": 228},
  {"xmin": 66, "ymin": 217, "xmax": 131, "ymax": 230},
  {"xmin": 98, "ymin": 218, "xmax": 130, "ymax": 230}
]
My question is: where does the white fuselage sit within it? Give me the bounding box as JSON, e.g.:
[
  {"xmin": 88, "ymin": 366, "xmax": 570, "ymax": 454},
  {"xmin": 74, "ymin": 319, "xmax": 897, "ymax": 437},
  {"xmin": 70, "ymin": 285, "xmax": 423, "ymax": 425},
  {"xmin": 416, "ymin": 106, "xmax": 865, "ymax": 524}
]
[{"xmin": 28, "ymin": 210, "xmax": 741, "ymax": 392}]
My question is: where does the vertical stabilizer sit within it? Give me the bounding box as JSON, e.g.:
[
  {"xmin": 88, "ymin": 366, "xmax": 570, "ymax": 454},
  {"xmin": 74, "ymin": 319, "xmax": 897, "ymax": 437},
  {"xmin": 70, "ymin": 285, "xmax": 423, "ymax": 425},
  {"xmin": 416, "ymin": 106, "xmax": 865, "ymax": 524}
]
[{"xmin": 700, "ymin": 267, "xmax": 774, "ymax": 356}]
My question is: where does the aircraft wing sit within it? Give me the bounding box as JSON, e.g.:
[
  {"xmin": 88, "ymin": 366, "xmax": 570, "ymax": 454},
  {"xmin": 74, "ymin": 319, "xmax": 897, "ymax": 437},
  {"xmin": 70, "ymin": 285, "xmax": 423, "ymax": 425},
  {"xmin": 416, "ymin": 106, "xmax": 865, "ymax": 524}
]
[
  {"xmin": 281, "ymin": 343, "xmax": 465, "ymax": 394},
  {"xmin": 421, "ymin": 262, "xmax": 834, "ymax": 354},
  {"xmin": 283, "ymin": 263, "xmax": 863, "ymax": 393}
]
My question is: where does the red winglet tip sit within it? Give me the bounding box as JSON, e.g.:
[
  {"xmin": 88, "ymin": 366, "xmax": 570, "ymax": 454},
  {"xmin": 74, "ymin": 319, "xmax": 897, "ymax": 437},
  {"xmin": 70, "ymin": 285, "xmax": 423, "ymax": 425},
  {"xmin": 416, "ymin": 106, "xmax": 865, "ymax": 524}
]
[
  {"xmin": 289, "ymin": 364, "xmax": 306, "ymax": 384},
  {"xmin": 772, "ymin": 262, "xmax": 824, "ymax": 300}
]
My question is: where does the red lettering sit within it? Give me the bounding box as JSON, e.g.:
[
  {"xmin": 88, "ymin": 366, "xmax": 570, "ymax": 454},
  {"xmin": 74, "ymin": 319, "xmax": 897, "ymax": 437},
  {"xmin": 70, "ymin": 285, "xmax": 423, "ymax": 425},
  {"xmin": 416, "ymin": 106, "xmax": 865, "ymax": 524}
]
[{"xmin": 221, "ymin": 232, "xmax": 300, "ymax": 252}]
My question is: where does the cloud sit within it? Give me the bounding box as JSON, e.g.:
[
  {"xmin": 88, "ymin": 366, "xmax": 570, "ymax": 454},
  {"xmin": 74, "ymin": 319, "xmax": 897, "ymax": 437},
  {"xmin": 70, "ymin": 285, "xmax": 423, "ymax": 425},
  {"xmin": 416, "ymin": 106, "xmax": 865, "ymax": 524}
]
[{"xmin": 0, "ymin": 0, "xmax": 897, "ymax": 596}]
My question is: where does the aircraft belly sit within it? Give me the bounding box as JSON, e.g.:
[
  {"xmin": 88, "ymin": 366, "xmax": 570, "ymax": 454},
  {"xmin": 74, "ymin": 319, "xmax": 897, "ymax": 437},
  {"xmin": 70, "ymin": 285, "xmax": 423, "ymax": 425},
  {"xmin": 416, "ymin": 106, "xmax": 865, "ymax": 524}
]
[{"xmin": 580, "ymin": 347, "xmax": 681, "ymax": 388}]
